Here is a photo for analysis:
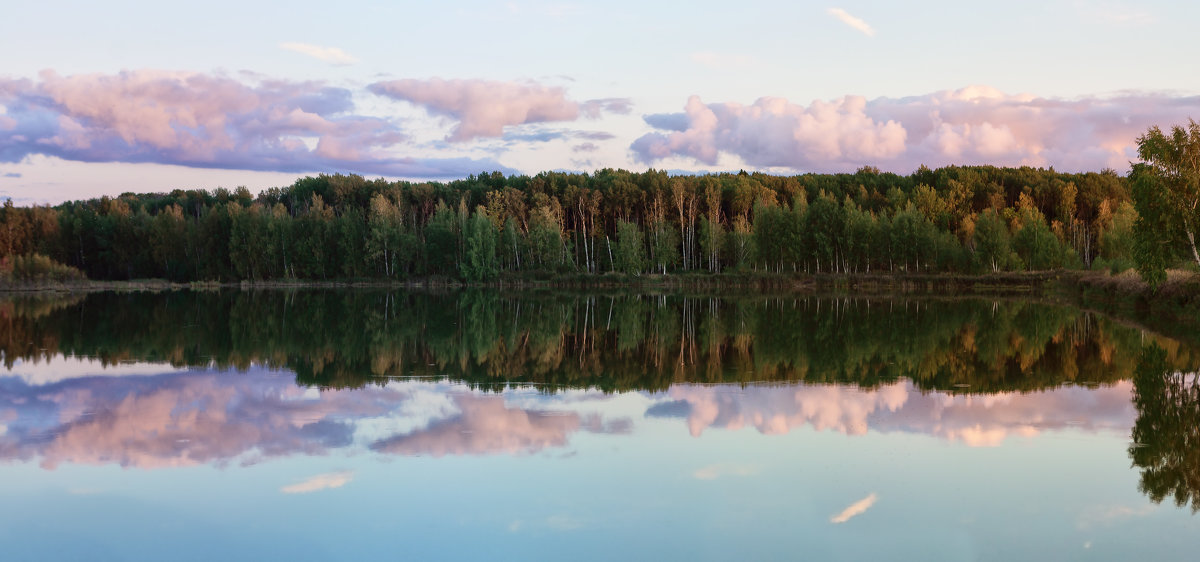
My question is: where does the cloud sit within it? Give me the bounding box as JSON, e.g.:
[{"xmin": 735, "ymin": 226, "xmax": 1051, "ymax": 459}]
[
  {"xmin": 633, "ymin": 94, "xmax": 906, "ymax": 170},
  {"xmin": 830, "ymin": 493, "xmax": 877, "ymax": 523},
  {"xmin": 281, "ymin": 471, "xmax": 354, "ymax": 494},
  {"xmin": 582, "ymin": 97, "xmax": 633, "ymax": 117},
  {"xmin": 827, "ymin": 8, "xmax": 875, "ymax": 37},
  {"xmin": 369, "ymin": 78, "xmax": 627, "ymax": 141},
  {"xmin": 574, "ymin": 130, "xmax": 616, "ymax": 141},
  {"xmin": 643, "ymin": 113, "xmax": 691, "ymax": 132},
  {"xmin": 572, "ymin": 142, "xmax": 599, "ymax": 153},
  {"xmin": 633, "ymin": 87, "xmax": 1200, "ymax": 173},
  {"xmin": 0, "ymin": 70, "xmax": 512, "ymax": 178},
  {"xmin": 660, "ymin": 380, "xmax": 1135, "ymax": 445},
  {"xmin": 504, "ymin": 130, "xmax": 566, "ymax": 143},
  {"xmin": 2, "ymin": 172, "xmax": 19, "ymax": 178},
  {"xmin": 279, "ymin": 42, "xmax": 359, "ymax": 65}
]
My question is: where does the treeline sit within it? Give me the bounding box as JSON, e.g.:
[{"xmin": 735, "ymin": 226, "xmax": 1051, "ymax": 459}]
[
  {"xmin": 3, "ymin": 291, "xmax": 1192, "ymax": 393},
  {"xmin": 0, "ymin": 166, "xmax": 1141, "ymax": 282}
]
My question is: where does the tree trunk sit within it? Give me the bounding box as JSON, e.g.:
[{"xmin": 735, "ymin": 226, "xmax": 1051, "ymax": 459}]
[{"xmin": 1186, "ymin": 227, "xmax": 1200, "ymax": 267}]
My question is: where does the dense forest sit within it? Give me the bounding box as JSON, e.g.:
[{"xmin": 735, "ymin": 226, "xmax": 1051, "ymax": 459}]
[{"xmin": 0, "ymin": 165, "xmax": 1150, "ymax": 282}]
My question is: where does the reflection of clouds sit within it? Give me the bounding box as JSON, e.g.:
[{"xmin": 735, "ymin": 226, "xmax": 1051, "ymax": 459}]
[
  {"xmin": 831, "ymin": 493, "xmax": 878, "ymax": 524},
  {"xmin": 1076, "ymin": 503, "xmax": 1157, "ymax": 530},
  {"xmin": 370, "ymin": 394, "xmax": 629, "ymax": 457},
  {"xmin": 0, "ymin": 365, "xmax": 630, "ymax": 469},
  {"xmin": 0, "ymin": 371, "xmax": 400, "ymax": 469},
  {"xmin": 281, "ymin": 471, "xmax": 354, "ymax": 494},
  {"xmin": 662, "ymin": 381, "xmax": 1135, "ymax": 446},
  {"xmin": 6, "ymin": 357, "xmax": 187, "ymax": 385}
]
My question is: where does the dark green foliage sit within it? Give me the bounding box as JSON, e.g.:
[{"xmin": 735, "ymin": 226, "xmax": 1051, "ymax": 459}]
[
  {"xmin": 0, "ymin": 165, "xmax": 1147, "ymax": 281},
  {"xmin": 1131, "ymin": 121, "xmax": 1200, "ymax": 285},
  {"xmin": 461, "ymin": 210, "xmax": 498, "ymax": 282}
]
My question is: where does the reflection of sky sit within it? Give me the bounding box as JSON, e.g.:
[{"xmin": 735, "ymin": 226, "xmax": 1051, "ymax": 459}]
[
  {"xmin": 0, "ymin": 361, "xmax": 1137, "ymax": 469},
  {"xmin": 1, "ymin": 358, "xmax": 1197, "ymax": 560}
]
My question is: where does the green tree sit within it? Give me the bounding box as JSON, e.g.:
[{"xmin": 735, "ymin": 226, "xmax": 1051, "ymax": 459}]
[
  {"xmin": 613, "ymin": 219, "xmax": 647, "ymax": 275},
  {"xmin": 424, "ymin": 203, "xmax": 460, "ymax": 276},
  {"xmin": 1132, "ymin": 120, "xmax": 1200, "ymax": 285},
  {"xmin": 650, "ymin": 220, "xmax": 679, "ymax": 274},
  {"xmin": 461, "ymin": 208, "xmax": 498, "ymax": 282}
]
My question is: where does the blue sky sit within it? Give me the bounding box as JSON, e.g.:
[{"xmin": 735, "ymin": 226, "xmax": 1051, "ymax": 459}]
[{"xmin": 2, "ymin": 0, "xmax": 1199, "ymax": 203}]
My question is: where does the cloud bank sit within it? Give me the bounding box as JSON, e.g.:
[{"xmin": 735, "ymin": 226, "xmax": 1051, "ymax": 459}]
[
  {"xmin": 633, "ymin": 86, "xmax": 1200, "ymax": 173},
  {"xmin": 370, "ymin": 393, "xmax": 628, "ymax": 457},
  {"xmin": 0, "ymin": 70, "xmax": 511, "ymax": 178},
  {"xmin": 0, "ymin": 368, "xmax": 628, "ymax": 468},
  {"xmin": 369, "ymin": 78, "xmax": 630, "ymax": 141},
  {"xmin": 658, "ymin": 380, "xmax": 1135, "ymax": 446}
]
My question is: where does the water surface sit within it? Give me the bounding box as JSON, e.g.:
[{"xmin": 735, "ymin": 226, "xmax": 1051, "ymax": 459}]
[{"xmin": 1, "ymin": 291, "xmax": 1197, "ymax": 560}]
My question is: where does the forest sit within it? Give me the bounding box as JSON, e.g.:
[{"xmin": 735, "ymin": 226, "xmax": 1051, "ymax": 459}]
[{"xmin": 0, "ymin": 165, "xmax": 1151, "ymax": 283}]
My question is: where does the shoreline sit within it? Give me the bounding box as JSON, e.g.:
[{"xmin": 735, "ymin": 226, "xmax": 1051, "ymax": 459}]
[
  {"xmin": 3, "ymin": 270, "xmax": 1196, "ymax": 335},
  {"xmin": 0, "ymin": 270, "xmax": 1070, "ymax": 294}
]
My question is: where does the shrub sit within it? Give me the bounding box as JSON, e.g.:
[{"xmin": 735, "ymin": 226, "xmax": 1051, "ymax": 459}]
[{"xmin": 0, "ymin": 253, "xmax": 87, "ymax": 283}]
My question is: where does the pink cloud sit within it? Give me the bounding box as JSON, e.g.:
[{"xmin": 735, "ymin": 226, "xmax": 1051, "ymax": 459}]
[
  {"xmin": 369, "ymin": 78, "xmax": 629, "ymax": 141},
  {"xmin": 661, "ymin": 381, "xmax": 1135, "ymax": 446},
  {"xmin": 0, "ymin": 70, "xmax": 512, "ymax": 178},
  {"xmin": 633, "ymin": 86, "xmax": 1200, "ymax": 173},
  {"xmin": 370, "ymin": 393, "xmax": 626, "ymax": 456},
  {"xmin": 0, "ymin": 371, "xmax": 403, "ymax": 469}
]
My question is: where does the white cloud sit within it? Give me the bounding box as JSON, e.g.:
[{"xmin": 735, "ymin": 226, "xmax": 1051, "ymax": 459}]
[
  {"xmin": 831, "ymin": 493, "xmax": 878, "ymax": 523},
  {"xmin": 827, "ymin": 8, "xmax": 875, "ymax": 37},
  {"xmin": 281, "ymin": 470, "xmax": 354, "ymax": 494},
  {"xmin": 279, "ymin": 42, "xmax": 359, "ymax": 65},
  {"xmin": 634, "ymin": 87, "xmax": 1200, "ymax": 173}
]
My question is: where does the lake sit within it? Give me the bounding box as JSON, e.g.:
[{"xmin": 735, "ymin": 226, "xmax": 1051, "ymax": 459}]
[{"xmin": 1, "ymin": 290, "xmax": 1198, "ymax": 560}]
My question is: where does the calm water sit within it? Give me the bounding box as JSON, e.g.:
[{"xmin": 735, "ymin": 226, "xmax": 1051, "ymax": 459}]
[{"xmin": 1, "ymin": 291, "xmax": 1199, "ymax": 561}]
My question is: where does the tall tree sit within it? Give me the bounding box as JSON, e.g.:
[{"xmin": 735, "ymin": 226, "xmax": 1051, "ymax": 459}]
[{"xmin": 1132, "ymin": 120, "xmax": 1200, "ymax": 285}]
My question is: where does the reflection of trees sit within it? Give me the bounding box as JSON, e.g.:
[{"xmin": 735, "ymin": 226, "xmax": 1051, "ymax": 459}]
[
  {"xmin": 1130, "ymin": 345, "xmax": 1200, "ymax": 511},
  {"xmin": 0, "ymin": 290, "xmax": 1177, "ymax": 393}
]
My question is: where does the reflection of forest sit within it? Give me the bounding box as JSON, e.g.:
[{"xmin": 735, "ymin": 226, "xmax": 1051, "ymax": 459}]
[
  {"xmin": 4, "ymin": 290, "xmax": 1197, "ymax": 393},
  {"xmin": 1131, "ymin": 346, "xmax": 1200, "ymax": 512}
]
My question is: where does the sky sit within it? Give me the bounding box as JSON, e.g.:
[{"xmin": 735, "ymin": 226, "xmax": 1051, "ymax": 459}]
[{"xmin": 2, "ymin": 0, "xmax": 1200, "ymax": 203}]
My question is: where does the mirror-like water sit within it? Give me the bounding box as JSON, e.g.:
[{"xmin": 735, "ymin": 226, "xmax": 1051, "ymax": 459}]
[{"xmin": 1, "ymin": 291, "xmax": 1197, "ymax": 560}]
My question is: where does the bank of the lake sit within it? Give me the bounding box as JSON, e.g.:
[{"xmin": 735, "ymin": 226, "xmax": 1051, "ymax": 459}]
[{"xmin": 4, "ymin": 269, "xmax": 1199, "ymax": 338}]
